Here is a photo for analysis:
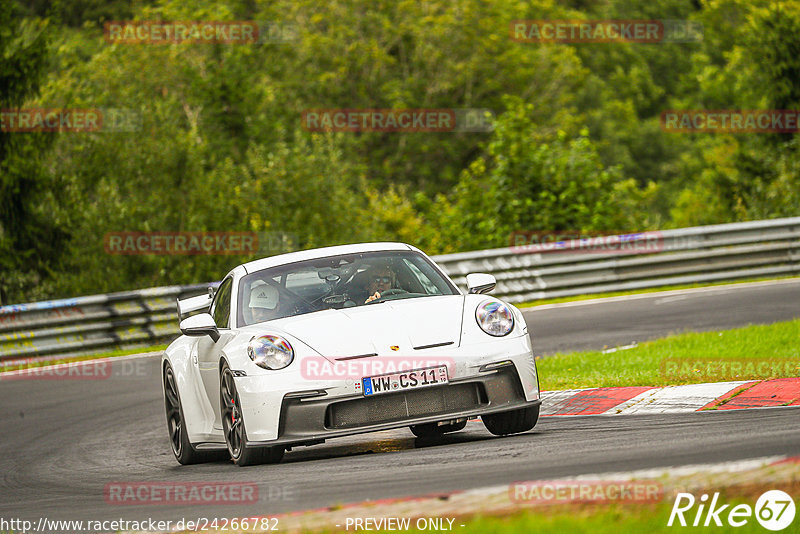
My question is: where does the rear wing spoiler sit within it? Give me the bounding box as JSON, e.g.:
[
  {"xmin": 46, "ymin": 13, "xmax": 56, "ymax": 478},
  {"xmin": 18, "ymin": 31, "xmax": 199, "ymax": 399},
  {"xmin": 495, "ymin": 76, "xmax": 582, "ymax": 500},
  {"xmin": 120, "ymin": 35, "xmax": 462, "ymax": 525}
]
[{"xmin": 176, "ymin": 293, "xmax": 212, "ymax": 321}]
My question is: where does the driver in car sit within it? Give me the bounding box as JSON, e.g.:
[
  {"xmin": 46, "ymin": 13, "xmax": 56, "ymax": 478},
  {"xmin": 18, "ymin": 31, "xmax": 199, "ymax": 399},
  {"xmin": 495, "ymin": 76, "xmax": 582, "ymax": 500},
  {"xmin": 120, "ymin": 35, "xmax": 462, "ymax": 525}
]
[
  {"xmin": 248, "ymin": 282, "xmax": 282, "ymax": 322},
  {"xmin": 365, "ymin": 266, "xmax": 396, "ymax": 303}
]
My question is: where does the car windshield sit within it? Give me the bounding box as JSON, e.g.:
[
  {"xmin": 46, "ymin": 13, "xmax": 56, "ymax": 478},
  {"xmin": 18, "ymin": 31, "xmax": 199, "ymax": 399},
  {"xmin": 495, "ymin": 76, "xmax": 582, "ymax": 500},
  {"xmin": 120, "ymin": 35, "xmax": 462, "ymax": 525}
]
[{"xmin": 237, "ymin": 250, "xmax": 459, "ymax": 326}]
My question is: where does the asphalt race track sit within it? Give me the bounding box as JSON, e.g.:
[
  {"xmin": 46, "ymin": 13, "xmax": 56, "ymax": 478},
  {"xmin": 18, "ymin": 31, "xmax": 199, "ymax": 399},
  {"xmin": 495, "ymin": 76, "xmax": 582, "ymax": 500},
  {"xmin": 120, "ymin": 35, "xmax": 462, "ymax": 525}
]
[
  {"xmin": 526, "ymin": 279, "xmax": 800, "ymax": 354},
  {"xmin": 1, "ymin": 280, "xmax": 798, "ymax": 524}
]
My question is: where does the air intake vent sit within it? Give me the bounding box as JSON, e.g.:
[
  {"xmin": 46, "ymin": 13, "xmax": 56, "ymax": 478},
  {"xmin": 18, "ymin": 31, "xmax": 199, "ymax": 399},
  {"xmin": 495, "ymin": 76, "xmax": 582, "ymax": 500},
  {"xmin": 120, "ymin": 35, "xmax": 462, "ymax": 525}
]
[
  {"xmin": 326, "ymin": 383, "xmax": 484, "ymax": 429},
  {"xmin": 412, "ymin": 341, "xmax": 454, "ymax": 350}
]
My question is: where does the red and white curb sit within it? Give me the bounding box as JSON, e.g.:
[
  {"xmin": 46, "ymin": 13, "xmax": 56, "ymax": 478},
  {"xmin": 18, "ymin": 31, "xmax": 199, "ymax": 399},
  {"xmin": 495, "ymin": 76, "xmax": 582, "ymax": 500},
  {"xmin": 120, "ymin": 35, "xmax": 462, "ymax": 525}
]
[{"xmin": 540, "ymin": 377, "xmax": 800, "ymax": 416}]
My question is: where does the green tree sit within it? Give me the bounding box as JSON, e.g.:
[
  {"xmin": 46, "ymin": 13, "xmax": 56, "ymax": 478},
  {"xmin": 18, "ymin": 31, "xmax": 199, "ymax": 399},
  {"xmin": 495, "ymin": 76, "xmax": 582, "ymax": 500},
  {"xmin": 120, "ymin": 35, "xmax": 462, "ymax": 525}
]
[
  {"xmin": 429, "ymin": 98, "xmax": 656, "ymax": 252},
  {"xmin": 0, "ymin": 0, "xmax": 63, "ymax": 304}
]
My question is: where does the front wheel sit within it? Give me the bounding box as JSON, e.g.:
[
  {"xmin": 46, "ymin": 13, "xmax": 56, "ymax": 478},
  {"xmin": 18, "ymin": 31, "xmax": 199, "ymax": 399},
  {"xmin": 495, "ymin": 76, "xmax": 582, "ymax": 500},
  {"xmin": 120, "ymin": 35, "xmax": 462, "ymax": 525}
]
[
  {"xmin": 482, "ymin": 404, "xmax": 539, "ymax": 436},
  {"xmin": 220, "ymin": 363, "xmax": 284, "ymax": 467}
]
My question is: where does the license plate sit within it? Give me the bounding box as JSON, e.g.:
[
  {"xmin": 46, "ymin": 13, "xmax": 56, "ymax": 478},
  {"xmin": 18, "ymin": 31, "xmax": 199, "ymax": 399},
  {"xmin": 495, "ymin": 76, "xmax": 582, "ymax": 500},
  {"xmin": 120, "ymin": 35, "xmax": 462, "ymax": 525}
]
[{"xmin": 362, "ymin": 365, "xmax": 449, "ymax": 396}]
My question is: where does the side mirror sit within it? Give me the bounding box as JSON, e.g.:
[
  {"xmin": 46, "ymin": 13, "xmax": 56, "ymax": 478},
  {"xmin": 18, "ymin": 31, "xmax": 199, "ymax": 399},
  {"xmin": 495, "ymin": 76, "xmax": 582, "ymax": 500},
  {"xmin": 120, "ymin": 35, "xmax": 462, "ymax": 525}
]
[
  {"xmin": 176, "ymin": 293, "xmax": 212, "ymax": 320},
  {"xmin": 466, "ymin": 273, "xmax": 496, "ymax": 295},
  {"xmin": 180, "ymin": 313, "xmax": 220, "ymax": 342}
]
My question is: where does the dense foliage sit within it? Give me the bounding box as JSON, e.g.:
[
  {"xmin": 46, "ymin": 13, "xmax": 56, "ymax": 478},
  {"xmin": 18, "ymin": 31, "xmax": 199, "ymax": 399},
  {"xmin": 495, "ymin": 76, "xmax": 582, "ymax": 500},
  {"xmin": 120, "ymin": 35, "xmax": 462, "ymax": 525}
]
[{"xmin": 1, "ymin": 0, "xmax": 799, "ymax": 303}]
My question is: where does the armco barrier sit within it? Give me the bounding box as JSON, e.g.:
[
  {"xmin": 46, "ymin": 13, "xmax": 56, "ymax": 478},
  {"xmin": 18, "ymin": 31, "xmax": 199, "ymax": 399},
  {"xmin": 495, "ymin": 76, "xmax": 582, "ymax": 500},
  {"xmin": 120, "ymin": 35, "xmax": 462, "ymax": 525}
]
[
  {"xmin": 432, "ymin": 217, "xmax": 800, "ymax": 303},
  {"xmin": 0, "ymin": 285, "xmax": 210, "ymax": 363},
  {"xmin": 2, "ymin": 218, "xmax": 799, "ymax": 361}
]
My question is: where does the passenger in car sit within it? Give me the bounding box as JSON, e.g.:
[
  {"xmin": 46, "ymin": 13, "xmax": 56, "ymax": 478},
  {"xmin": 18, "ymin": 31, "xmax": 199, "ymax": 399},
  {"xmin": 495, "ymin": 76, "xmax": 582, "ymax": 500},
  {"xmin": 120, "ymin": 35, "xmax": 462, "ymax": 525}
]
[{"xmin": 248, "ymin": 281, "xmax": 282, "ymax": 322}]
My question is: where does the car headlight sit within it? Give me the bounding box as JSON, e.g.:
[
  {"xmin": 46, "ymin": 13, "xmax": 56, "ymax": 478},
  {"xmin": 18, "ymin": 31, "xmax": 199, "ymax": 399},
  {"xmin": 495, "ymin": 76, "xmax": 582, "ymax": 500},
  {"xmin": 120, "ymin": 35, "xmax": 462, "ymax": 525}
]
[
  {"xmin": 247, "ymin": 335, "xmax": 294, "ymax": 370},
  {"xmin": 475, "ymin": 300, "xmax": 514, "ymax": 337}
]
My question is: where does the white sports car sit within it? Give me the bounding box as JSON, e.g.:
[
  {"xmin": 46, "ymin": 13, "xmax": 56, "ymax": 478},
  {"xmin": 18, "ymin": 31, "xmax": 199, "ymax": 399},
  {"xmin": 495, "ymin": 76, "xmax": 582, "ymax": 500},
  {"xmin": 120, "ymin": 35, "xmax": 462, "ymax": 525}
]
[{"xmin": 163, "ymin": 242, "xmax": 541, "ymax": 466}]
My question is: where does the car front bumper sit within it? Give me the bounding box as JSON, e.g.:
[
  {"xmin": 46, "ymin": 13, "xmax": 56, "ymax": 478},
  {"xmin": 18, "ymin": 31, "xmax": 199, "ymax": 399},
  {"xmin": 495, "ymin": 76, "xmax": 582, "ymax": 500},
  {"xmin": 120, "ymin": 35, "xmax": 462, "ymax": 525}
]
[
  {"xmin": 233, "ymin": 331, "xmax": 540, "ymax": 446},
  {"xmin": 249, "ymin": 363, "xmax": 539, "ymax": 447},
  {"xmin": 231, "ymin": 334, "xmax": 540, "ymax": 446}
]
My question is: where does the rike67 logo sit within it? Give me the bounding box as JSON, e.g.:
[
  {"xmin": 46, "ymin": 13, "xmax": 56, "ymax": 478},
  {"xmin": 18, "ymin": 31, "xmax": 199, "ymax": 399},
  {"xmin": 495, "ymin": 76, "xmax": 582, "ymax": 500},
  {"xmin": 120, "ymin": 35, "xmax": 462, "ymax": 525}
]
[{"xmin": 668, "ymin": 490, "xmax": 796, "ymax": 530}]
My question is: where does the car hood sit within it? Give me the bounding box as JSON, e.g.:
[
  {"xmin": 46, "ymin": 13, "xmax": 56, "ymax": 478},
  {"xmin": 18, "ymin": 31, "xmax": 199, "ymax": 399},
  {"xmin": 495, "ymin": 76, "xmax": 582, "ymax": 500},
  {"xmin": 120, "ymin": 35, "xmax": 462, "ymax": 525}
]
[{"xmin": 277, "ymin": 295, "xmax": 465, "ymax": 358}]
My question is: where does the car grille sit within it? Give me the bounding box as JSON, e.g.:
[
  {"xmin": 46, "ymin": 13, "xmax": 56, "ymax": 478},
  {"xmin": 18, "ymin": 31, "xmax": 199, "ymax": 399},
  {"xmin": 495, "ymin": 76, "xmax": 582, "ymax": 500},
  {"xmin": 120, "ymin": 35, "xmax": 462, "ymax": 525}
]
[{"xmin": 326, "ymin": 383, "xmax": 485, "ymax": 429}]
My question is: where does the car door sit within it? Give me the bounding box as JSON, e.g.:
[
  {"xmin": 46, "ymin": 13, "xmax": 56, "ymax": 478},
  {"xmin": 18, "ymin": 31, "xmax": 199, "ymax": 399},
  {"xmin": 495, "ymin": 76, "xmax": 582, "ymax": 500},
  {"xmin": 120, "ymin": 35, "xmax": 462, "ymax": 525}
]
[{"xmin": 196, "ymin": 275, "xmax": 235, "ymax": 429}]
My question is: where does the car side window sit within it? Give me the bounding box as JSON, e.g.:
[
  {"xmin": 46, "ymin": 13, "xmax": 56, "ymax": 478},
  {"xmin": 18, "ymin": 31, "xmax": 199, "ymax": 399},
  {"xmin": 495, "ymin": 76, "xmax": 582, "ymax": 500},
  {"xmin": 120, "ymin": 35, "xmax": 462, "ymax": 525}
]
[
  {"xmin": 211, "ymin": 277, "xmax": 233, "ymax": 329},
  {"xmin": 402, "ymin": 258, "xmax": 443, "ymax": 295}
]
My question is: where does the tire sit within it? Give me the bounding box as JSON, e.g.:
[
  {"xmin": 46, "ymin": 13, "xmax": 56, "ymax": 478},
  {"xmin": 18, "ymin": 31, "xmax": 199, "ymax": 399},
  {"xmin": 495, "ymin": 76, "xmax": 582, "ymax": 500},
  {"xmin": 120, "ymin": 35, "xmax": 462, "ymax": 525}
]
[
  {"xmin": 163, "ymin": 363, "xmax": 223, "ymax": 465},
  {"xmin": 481, "ymin": 404, "xmax": 539, "ymax": 436},
  {"xmin": 220, "ymin": 362, "xmax": 285, "ymax": 467},
  {"xmin": 410, "ymin": 419, "xmax": 467, "ymax": 438}
]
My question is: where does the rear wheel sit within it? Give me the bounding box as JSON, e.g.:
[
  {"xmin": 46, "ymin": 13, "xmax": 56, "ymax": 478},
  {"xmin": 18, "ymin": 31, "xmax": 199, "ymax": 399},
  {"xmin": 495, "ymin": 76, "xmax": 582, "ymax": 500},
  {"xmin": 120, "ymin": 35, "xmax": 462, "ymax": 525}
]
[
  {"xmin": 220, "ymin": 363, "xmax": 284, "ymax": 467},
  {"xmin": 410, "ymin": 419, "xmax": 467, "ymax": 438},
  {"xmin": 482, "ymin": 404, "xmax": 539, "ymax": 436},
  {"xmin": 163, "ymin": 363, "xmax": 220, "ymax": 465}
]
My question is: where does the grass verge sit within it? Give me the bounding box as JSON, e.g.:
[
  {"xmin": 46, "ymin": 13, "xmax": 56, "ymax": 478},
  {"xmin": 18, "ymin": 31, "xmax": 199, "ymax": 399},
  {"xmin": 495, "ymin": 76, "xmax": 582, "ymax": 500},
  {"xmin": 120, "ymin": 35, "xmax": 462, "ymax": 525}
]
[
  {"xmin": 537, "ymin": 319, "xmax": 800, "ymax": 390},
  {"xmin": 459, "ymin": 495, "xmax": 786, "ymax": 534},
  {"xmin": 462, "ymin": 504, "xmax": 748, "ymax": 534},
  {"xmin": 463, "ymin": 505, "xmax": 670, "ymax": 534}
]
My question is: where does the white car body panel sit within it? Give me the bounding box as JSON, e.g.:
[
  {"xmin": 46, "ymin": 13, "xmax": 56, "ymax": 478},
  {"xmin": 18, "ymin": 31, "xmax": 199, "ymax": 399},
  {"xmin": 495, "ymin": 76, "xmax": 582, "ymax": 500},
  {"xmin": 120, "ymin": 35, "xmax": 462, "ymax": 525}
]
[{"xmin": 162, "ymin": 242, "xmax": 539, "ymax": 449}]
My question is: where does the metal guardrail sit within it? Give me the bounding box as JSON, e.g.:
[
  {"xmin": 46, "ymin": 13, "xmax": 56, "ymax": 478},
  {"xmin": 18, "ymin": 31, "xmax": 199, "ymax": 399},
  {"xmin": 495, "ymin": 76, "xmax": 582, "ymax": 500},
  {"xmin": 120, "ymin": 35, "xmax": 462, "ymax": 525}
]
[
  {"xmin": 432, "ymin": 217, "xmax": 800, "ymax": 303},
  {"xmin": 0, "ymin": 285, "xmax": 211, "ymax": 363},
  {"xmin": 2, "ymin": 217, "xmax": 799, "ymax": 362}
]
